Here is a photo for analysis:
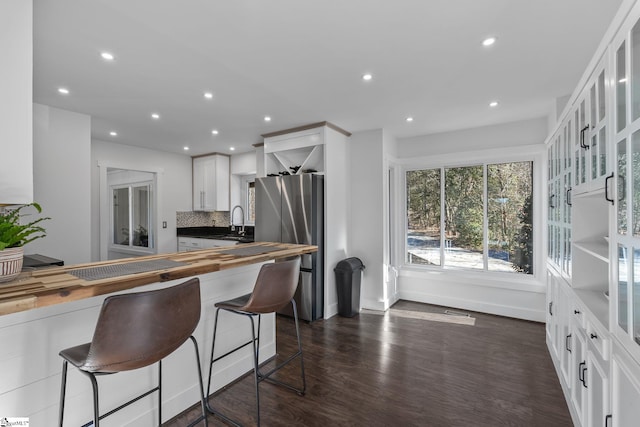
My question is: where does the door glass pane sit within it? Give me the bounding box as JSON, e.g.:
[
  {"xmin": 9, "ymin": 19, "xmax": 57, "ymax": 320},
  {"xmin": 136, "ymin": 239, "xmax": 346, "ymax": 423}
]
[
  {"xmin": 634, "ymin": 132, "xmax": 640, "ymax": 236},
  {"xmin": 591, "ymin": 133, "xmax": 598, "ymax": 180},
  {"xmin": 599, "ymin": 126, "xmax": 607, "ymax": 177},
  {"xmin": 619, "ymin": 139, "xmax": 628, "ymax": 235},
  {"xmin": 132, "ymin": 185, "xmax": 150, "ymax": 247},
  {"xmin": 617, "ymin": 41, "xmax": 627, "ymax": 132},
  {"xmin": 598, "ymin": 70, "xmax": 606, "ymax": 121},
  {"xmin": 620, "ymin": 244, "xmax": 629, "ymax": 333},
  {"xmin": 632, "ymin": 19, "xmax": 640, "ymax": 121},
  {"xmin": 113, "ymin": 187, "xmax": 129, "ymax": 245},
  {"xmin": 590, "ymin": 83, "xmax": 597, "ymax": 126},
  {"xmin": 444, "ymin": 166, "xmax": 483, "ymax": 269},
  {"xmin": 406, "ymin": 169, "xmax": 441, "ymax": 266},
  {"xmin": 487, "ymin": 162, "xmax": 533, "ymax": 274},
  {"xmin": 634, "ymin": 248, "xmax": 640, "ymax": 344}
]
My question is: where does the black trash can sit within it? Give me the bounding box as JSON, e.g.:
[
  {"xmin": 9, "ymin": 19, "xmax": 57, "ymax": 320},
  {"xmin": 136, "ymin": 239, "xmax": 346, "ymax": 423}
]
[{"xmin": 334, "ymin": 257, "xmax": 365, "ymax": 317}]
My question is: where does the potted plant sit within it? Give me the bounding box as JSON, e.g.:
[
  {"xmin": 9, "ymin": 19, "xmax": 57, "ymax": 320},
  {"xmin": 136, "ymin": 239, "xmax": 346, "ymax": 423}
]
[{"xmin": 0, "ymin": 202, "xmax": 50, "ymax": 283}]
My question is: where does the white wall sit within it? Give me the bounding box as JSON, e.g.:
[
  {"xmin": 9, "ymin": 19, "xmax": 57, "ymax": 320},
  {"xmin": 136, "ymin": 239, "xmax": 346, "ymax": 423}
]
[
  {"xmin": 323, "ymin": 127, "xmax": 350, "ymax": 318},
  {"xmin": 394, "ymin": 118, "xmax": 548, "ymax": 321},
  {"xmin": 348, "ymin": 129, "xmax": 389, "ymax": 311},
  {"xmin": 91, "ymin": 140, "xmax": 192, "ymax": 260},
  {"xmin": 0, "ymin": 0, "xmax": 33, "ymax": 204},
  {"xmin": 29, "ymin": 104, "xmax": 91, "ymax": 265},
  {"xmin": 398, "ymin": 117, "xmax": 547, "ymax": 158}
]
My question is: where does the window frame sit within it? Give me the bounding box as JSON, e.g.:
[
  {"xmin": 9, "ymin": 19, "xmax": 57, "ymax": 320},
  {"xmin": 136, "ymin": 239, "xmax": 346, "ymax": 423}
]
[
  {"xmin": 400, "ymin": 146, "xmax": 544, "ymax": 288},
  {"xmin": 109, "ymin": 180, "xmax": 155, "ymax": 255},
  {"xmin": 241, "ymin": 174, "xmax": 256, "ymax": 226}
]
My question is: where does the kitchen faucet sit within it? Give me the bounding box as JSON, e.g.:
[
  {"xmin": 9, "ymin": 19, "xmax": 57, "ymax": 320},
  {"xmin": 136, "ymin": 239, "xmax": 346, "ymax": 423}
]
[{"xmin": 230, "ymin": 205, "xmax": 245, "ymax": 235}]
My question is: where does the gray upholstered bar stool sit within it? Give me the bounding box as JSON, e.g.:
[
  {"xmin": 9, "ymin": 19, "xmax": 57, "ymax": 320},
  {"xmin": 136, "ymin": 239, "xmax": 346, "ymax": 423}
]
[
  {"xmin": 58, "ymin": 278, "xmax": 208, "ymax": 427},
  {"xmin": 205, "ymin": 257, "xmax": 306, "ymax": 426}
]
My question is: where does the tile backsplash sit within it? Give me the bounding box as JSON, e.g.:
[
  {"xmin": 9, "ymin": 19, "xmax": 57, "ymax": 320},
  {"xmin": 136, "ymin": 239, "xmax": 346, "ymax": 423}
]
[{"xmin": 177, "ymin": 211, "xmax": 230, "ymax": 227}]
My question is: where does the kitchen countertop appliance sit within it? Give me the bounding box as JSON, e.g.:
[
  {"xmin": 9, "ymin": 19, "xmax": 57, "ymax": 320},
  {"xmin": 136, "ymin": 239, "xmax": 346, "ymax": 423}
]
[{"xmin": 255, "ymin": 174, "xmax": 324, "ymax": 321}]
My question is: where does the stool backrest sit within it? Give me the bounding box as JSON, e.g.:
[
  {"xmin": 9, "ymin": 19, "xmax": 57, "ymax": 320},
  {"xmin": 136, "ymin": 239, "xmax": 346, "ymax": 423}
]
[
  {"xmin": 243, "ymin": 257, "xmax": 301, "ymax": 314},
  {"xmin": 82, "ymin": 278, "xmax": 201, "ymax": 373}
]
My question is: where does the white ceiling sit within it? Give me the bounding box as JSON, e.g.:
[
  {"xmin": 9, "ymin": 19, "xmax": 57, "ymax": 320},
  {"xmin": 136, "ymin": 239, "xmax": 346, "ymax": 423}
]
[{"xmin": 33, "ymin": 0, "xmax": 623, "ymax": 156}]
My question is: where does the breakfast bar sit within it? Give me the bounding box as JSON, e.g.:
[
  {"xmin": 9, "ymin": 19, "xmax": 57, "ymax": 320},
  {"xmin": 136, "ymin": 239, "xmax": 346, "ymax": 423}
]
[{"xmin": 0, "ymin": 242, "xmax": 317, "ymax": 426}]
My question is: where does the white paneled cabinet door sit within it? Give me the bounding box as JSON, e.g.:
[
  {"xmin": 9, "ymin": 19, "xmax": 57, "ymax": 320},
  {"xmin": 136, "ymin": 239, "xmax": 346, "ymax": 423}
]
[
  {"xmin": 571, "ymin": 326, "xmax": 587, "ymax": 426},
  {"xmin": 585, "ymin": 348, "xmax": 609, "ymax": 427},
  {"xmin": 192, "ymin": 155, "xmax": 229, "ymax": 211}
]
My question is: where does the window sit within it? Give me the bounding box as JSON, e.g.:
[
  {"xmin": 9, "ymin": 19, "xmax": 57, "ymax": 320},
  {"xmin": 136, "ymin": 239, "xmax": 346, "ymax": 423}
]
[
  {"xmin": 406, "ymin": 161, "xmax": 533, "ymax": 274},
  {"xmin": 242, "ymin": 175, "xmax": 256, "ymax": 225},
  {"xmin": 111, "ymin": 181, "xmax": 154, "ymax": 250}
]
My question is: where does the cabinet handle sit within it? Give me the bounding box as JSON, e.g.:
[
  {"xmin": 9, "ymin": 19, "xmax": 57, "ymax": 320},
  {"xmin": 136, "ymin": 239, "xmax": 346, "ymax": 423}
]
[
  {"xmin": 581, "ymin": 364, "xmax": 588, "ymax": 388},
  {"xmin": 578, "ymin": 361, "xmax": 586, "ymax": 386},
  {"xmin": 605, "ymin": 173, "xmax": 615, "ymax": 205},
  {"xmin": 605, "ymin": 414, "xmax": 612, "ymax": 427},
  {"xmin": 566, "ymin": 334, "xmax": 572, "ymax": 353},
  {"xmin": 580, "ymin": 125, "xmax": 590, "ymax": 149},
  {"xmin": 574, "ymin": 309, "xmax": 580, "ymax": 315},
  {"xmin": 590, "ymin": 333, "xmax": 598, "ymax": 339},
  {"xmin": 549, "ymin": 302, "xmax": 553, "ymax": 316},
  {"xmin": 549, "ymin": 194, "xmax": 556, "ymax": 208},
  {"xmin": 566, "ymin": 188, "xmax": 572, "ymax": 206}
]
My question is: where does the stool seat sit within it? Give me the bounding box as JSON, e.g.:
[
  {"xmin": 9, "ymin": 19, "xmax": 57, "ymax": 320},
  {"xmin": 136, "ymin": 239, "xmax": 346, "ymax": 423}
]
[
  {"xmin": 59, "ymin": 343, "xmax": 92, "ymax": 369},
  {"xmin": 215, "ymin": 293, "xmax": 252, "ymax": 311}
]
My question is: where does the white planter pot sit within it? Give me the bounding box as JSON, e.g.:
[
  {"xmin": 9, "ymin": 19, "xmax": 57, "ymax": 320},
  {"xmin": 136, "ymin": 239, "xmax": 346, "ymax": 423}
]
[{"xmin": 0, "ymin": 247, "xmax": 24, "ymax": 283}]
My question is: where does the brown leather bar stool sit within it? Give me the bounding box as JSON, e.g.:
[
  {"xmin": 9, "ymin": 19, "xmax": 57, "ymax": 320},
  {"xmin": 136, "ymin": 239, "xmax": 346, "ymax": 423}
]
[
  {"xmin": 205, "ymin": 257, "xmax": 306, "ymax": 426},
  {"xmin": 58, "ymin": 278, "xmax": 208, "ymax": 427}
]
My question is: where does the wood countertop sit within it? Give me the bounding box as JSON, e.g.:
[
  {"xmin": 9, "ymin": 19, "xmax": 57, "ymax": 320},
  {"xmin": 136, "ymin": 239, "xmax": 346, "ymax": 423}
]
[{"xmin": 0, "ymin": 242, "xmax": 317, "ymax": 316}]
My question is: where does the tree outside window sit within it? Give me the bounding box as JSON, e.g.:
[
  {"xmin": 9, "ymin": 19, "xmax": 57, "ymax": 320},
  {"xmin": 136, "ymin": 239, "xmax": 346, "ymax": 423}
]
[{"xmin": 406, "ymin": 161, "xmax": 533, "ymax": 275}]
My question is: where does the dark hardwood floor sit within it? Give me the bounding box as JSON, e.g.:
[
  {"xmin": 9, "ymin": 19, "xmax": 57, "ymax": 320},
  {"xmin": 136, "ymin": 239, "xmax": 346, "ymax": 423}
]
[{"xmin": 167, "ymin": 301, "xmax": 572, "ymax": 427}]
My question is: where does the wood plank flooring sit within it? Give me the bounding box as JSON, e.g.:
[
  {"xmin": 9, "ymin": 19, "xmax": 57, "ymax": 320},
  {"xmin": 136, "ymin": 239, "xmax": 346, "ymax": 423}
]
[{"xmin": 166, "ymin": 301, "xmax": 572, "ymax": 426}]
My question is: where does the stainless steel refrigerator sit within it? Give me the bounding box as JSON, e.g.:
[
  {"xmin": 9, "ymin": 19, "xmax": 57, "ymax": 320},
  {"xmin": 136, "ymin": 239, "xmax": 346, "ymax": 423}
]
[{"xmin": 255, "ymin": 174, "xmax": 324, "ymax": 321}]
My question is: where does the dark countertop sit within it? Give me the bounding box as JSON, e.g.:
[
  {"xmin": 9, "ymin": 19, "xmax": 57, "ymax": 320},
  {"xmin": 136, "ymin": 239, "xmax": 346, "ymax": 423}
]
[{"xmin": 177, "ymin": 226, "xmax": 254, "ymax": 243}]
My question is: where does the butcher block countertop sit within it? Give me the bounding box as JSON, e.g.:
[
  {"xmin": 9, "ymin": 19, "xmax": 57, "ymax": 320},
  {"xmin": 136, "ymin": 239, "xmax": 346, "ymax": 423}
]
[{"xmin": 0, "ymin": 242, "xmax": 317, "ymax": 316}]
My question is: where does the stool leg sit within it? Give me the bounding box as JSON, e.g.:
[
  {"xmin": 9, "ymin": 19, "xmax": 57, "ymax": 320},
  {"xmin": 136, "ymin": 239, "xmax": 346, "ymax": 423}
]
[
  {"xmin": 189, "ymin": 336, "xmax": 209, "ymax": 427},
  {"xmin": 58, "ymin": 360, "xmax": 68, "ymax": 427},
  {"xmin": 291, "ymin": 298, "xmax": 307, "ymax": 395},
  {"xmin": 249, "ymin": 315, "xmax": 261, "ymax": 427},
  {"xmin": 205, "ymin": 308, "xmax": 221, "ymax": 408},
  {"xmin": 158, "ymin": 360, "xmax": 162, "ymax": 426},
  {"xmin": 87, "ymin": 372, "xmax": 100, "ymax": 427}
]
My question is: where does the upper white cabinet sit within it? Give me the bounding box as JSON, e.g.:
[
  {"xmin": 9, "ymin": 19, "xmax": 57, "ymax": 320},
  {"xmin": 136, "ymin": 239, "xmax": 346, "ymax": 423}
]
[
  {"xmin": 260, "ymin": 121, "xmax": 351, "ymax": 177},
  {"xmin": 572, "ymin": 58, "xmax": 611, "ymax": 196},
  {"xmin": 192, "ymin": 154, "xmax": 229, "ymax": 211}
]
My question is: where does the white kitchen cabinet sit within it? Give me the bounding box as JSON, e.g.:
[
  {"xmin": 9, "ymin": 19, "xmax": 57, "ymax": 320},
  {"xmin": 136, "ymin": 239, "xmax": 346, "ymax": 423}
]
[
  {"xmin": 192, "ymin": 154, "xmax": 229, "ymax": 211},
  {"xmin": 177, "ymin": 236, "xmax": 237, "ymax": 252}
]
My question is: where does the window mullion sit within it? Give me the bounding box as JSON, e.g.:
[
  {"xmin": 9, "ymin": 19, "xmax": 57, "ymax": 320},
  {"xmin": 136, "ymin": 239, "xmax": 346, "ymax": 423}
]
[
  {"xmin": 483, "ymin": 164, "xmax": 489, "ymax": 271},
  {"xmin": 440, "ymin": 167, "xmax": 445, "ymax": 266}
]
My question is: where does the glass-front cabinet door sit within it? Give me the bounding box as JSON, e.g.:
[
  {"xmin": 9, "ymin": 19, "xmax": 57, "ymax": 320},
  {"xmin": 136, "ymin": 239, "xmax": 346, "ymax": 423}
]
[
  {"xmin": 574, "ymin": 58, "xmax": 610, "ymax": 195},
  {"xmin": 613, "ymin": 14, "xmax": 640, "ymax": 360}
]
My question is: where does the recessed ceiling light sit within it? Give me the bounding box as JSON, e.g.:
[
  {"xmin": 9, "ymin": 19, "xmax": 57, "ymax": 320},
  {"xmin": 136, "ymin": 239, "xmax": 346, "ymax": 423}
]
[
  {"xmin": 362, "ymin": 73, "xmax": 373, "ymax": 81},
  {"xmin": 482, "ymin": 37, "xmax": 496, "ymax": 47},
  {"xmin": 109, "ymin": 131, "xmax": 118, "ymax": 137},
  {"xmin": 489, "ymin": 101, "xmax": 499, "ymax": 107},
  {"xmin": 264, "ymin": 116, "xmax": 272, "ymax": 122},
  {"xmin": 211, "ymin": 129, "xmax": 219, "ymax": 135},
  {"xmin": 183, "ymin": 146, "xmax": 189, "ymax": 151},
  {"xmin": 58, "ymin": 87, "xmax": 70, "ymax": 95},
  {"xmin": 151, "ymin": 113, "xmax": 160, "ymax": 120},
  {"xmin": 406, "ymin": 117, "xmax": 414, "ymax": 123},
  {"xmin": 204, "ymin": 92, "xmax": 213, "ymax": 99},
  {"xmin": 230, "ymin": 147, "xmax": 235, "ymax": 151},
  {"xmin": 100, "ymin": 52, "xmax": 115, "ymax": 61}
]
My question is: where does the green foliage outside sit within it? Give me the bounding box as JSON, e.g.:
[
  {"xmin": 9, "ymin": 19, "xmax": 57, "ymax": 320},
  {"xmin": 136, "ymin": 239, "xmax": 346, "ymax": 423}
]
[{"xmin": 407, "ymin": 162, "xmax": 533, "ymax": 273}]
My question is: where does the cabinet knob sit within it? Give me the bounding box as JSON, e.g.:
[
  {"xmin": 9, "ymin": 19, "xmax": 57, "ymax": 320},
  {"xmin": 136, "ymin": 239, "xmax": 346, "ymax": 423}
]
[
  {"xmin": 574, "ymin": 310, "xmax": 580, "ymax": 315},
  {"xmin": 590, "ymin": 333, "xmax": 598, "ymax": 340}
]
